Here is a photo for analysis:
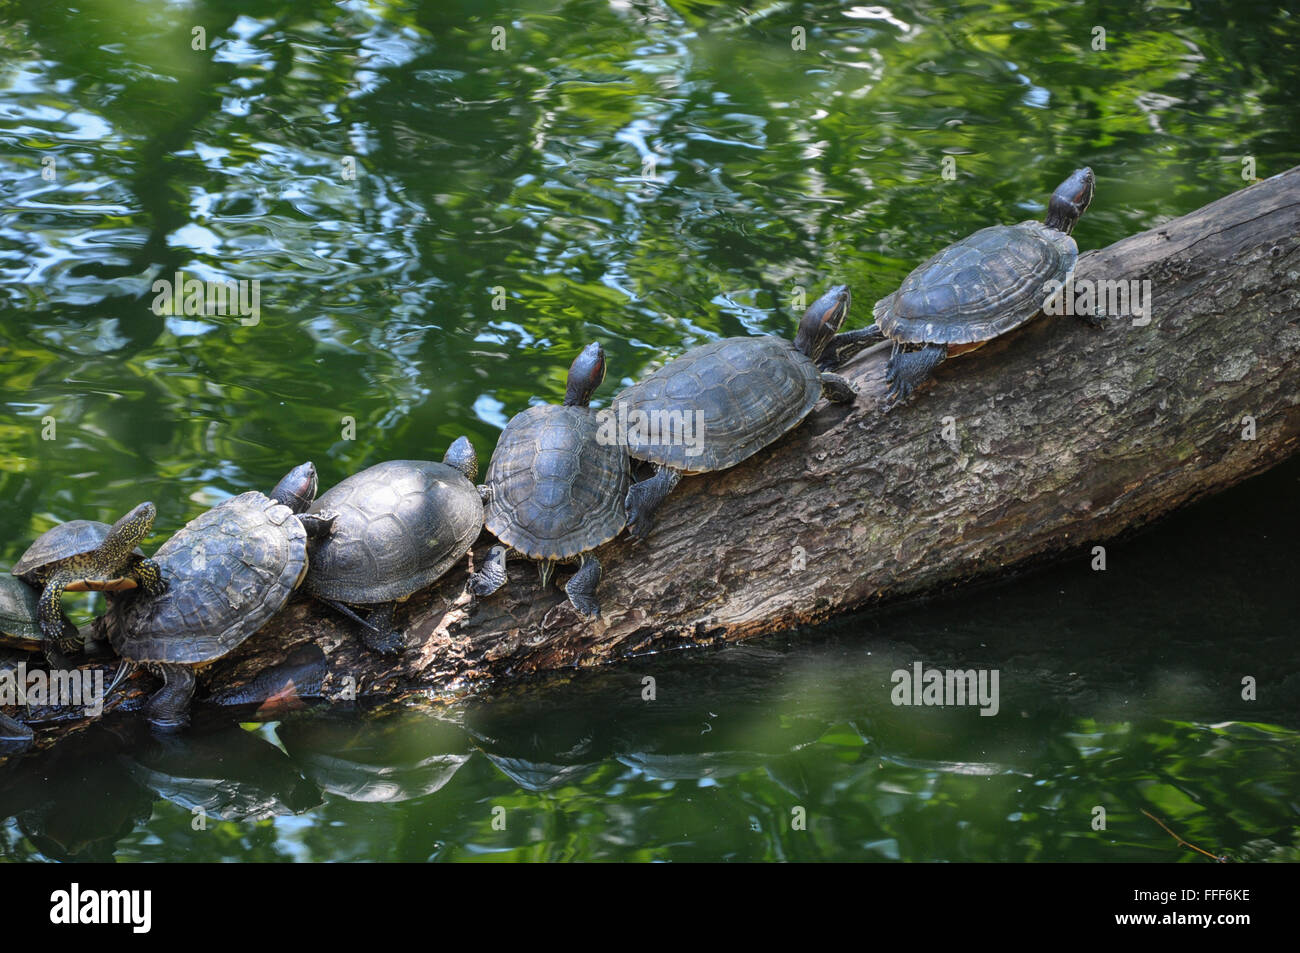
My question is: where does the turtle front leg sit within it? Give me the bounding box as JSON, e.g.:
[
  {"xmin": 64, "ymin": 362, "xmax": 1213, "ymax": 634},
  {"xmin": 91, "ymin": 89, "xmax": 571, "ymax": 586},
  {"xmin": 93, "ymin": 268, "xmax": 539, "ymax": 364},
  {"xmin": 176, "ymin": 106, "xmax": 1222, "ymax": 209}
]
[
  {"xmin": 145, "ymin": 664, "xmax": 197, "ymax": 732},
  {"xmin": 819, "ymin": 324, "xmax": 885, "ymax": 370},
  {"xmin": 36, "ymin": 573, "xmax": 73, "ymax": 648},
  {"xmin": 625, "ymin": 466, "xmax": 681, "ymax": 541},
  {"xmin": 360, "ymin": 601, "xmax": 407, "ymax": 656},
  {"xmin": 133, "ymin": 557, "xmax": 167, "ymax": 596},
  {"xmin": 884, "ymin": 343, "xmax": 947, "ymax": 407},
  {"xmin": 820, "ymin": 372, "xmax": 856, "ymax": 404},
  {"xmin": 42, "ymin": 609, "xmax": 83, "ymax": 669},
  {"xmin": 564, "ymin": 555, "xmax": 602, "ymax": 620},
  {"xmin": 468, "ymin": 545, "xmax": 509, "ymax": 597}
]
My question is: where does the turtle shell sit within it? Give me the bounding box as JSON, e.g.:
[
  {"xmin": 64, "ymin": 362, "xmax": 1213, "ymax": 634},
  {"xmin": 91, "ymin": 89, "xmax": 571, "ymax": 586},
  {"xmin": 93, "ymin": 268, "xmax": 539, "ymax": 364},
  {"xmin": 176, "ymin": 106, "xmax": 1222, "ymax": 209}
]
[
  {"xmin": 304, "ymin": 460, "xmax": 484, "ymax": 604},
  {"xmin": 874, "ymin": 221, "xmax": 1078, "ymax": 346},
  {"xmin": 0, "ymin": 575, "xmax": 42, "ymax": 647},
  {"xmin": 105, "ymin": 492, "xmax": 306, "ymax": 665},
  {"xmin": 483, "ymin": 404, "xmax": 629, "ymax": 561},
  {"xmin": 613, "ymin": 335, "xmax": 822, "ymax": 474},
  {"xmin": 11, "ymin": 521, "xmax": 145, "ymax": 579}
]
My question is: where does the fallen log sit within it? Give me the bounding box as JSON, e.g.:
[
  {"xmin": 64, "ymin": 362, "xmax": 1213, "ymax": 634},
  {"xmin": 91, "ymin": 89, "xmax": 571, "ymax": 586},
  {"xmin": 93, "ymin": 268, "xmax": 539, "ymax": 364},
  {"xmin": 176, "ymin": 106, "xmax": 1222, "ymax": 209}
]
[{"xmin": 8, "ymin": 165, "xmax": 1300, "ymax": 751}]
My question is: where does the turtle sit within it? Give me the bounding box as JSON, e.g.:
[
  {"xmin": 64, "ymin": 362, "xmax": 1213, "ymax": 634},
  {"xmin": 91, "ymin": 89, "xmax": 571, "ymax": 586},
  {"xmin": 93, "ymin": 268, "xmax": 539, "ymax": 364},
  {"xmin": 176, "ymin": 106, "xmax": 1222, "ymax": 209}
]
[
  {"xmin": 12, "ymin": 502, "xmax": 165, "ymax": 666},
  {"xmin": 0, "ymin": 574, "xmax": 79, "ymax": 665},
  {"xmin": 824, "ymin": 167, "xmax": 1098, "ymax": 406},
  {"xmin": 468, "ymin": 342, "xmax": 629, "ymax": 619},
  {"xmin": 103, "ymin": 463, "xmax": 335, "ymax": 731},
  {"xmin": 303, "ymin": 436, "xmax": 485, "ymax": 655},
  {"xmin": 614, "ymin": 283, "xmax": 856, "ymax": 540}
]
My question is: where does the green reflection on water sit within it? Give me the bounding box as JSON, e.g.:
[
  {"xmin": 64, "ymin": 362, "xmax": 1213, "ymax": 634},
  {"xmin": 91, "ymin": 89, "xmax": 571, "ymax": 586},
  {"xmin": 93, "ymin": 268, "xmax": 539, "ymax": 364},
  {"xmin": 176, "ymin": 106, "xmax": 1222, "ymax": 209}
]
[{"xmin": 0, "ymin": 0, "xmax": 1297, "ymax": 861}]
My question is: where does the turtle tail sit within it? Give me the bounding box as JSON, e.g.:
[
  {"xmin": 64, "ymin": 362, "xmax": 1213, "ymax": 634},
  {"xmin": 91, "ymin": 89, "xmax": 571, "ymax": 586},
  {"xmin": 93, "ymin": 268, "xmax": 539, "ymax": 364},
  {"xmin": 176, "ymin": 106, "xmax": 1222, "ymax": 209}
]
[{"xmin": 106, "ymin": 659, "xmax": 137, "ymax": 699}]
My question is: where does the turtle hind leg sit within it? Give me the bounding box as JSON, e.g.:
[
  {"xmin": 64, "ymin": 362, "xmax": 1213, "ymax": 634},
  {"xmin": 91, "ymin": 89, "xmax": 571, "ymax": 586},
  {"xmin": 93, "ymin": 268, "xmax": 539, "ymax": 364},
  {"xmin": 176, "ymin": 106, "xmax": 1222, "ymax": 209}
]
[
  {"xmin": 145, "ymin": 664, "xmax": 197, "ymax": 732},
  {"xmin": 360, "ymin": 602, "xmax": 406, "ymax": 656},
  {"xmin": 564, "ymin": 555, "xmax": 602, "ymax": 620},
  {"xmin": 469, "ymin": 545, "xmax": 509, "ymax": 597},
  {"xmin": 819, "ymin": 324, "xmax": 885, "ymax": 370},
  {"xmin": 625, "ymin": 466, "xmax": 681, "ymax": 541},
  {"xmin": 884, "ymin": 343, "xmax": 947, "ymax": 407},
  {"xmin": 0, "ymin": 711, "xmax": 33, "ymax": 755},
  {"xmin": 318, "ymin": 598, "xmax": 403, "ymax": 654}
]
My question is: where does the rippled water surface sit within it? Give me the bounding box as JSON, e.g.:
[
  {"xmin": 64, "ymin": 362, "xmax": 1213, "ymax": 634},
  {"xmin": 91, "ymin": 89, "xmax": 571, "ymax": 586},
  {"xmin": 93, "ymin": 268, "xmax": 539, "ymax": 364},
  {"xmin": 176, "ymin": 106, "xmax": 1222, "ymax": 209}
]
[{"xmin": 1, "ymin": 0, "xmax": 1297, "ymax": 861}]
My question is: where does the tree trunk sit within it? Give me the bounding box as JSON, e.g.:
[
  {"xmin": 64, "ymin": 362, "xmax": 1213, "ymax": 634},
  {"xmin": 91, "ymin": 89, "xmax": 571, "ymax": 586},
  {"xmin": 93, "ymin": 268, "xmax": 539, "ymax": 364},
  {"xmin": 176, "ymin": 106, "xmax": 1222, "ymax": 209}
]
[{"xmin": 9, "ymin": 165, "xmax": 1300, "ymax": 751}]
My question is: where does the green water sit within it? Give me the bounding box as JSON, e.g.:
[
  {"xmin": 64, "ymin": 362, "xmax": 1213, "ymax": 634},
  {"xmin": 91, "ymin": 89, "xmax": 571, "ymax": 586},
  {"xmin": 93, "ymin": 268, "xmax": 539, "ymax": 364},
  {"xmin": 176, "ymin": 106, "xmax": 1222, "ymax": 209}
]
[{"xmin": 1, "ymin": 0, "xmax": 1297, "ymax": 861}]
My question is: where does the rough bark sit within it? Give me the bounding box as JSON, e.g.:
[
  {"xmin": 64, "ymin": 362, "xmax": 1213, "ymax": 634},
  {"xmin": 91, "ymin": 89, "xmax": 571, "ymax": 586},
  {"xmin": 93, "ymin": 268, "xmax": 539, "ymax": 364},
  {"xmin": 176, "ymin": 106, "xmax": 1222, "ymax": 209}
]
[{"xmin": 9, "ymin": 166, "xmax": 1300, "ymax": 749}]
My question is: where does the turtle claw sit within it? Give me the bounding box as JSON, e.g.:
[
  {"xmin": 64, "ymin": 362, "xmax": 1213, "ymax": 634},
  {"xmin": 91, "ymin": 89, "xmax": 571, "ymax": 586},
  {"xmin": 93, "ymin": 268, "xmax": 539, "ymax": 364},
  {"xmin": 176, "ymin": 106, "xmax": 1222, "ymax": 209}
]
[
  {"xmin": 567, "ymin": 593, "xmax": 600, "ymax": 620},
  {"xmin": 144, "ymin": 664, "xmax": 196, "ymax": 732},
  {"xmin": 624, "ymin": 488, "xmax": 654, "ymax": 541},
  {"xmin": 361, "ymin": 628, "xmax": 407, "ymax": 656},
  {"xmin": 880, "ymin": 343, "xmax": 945, "ymax": 410},
  {"xmin": 624, "ymin": 468, "xmax": 679, "ymax": 542},
  {"xmin": 358, "ymin": 602, "xmax": 407, "ymax": 655},
  {"xmin": 625, "ymin": 515, "xmax": 652, "ymax": 542},
  {"xmin": 885, "ymin": 378, "xmax": 911, "ymax": 407}
]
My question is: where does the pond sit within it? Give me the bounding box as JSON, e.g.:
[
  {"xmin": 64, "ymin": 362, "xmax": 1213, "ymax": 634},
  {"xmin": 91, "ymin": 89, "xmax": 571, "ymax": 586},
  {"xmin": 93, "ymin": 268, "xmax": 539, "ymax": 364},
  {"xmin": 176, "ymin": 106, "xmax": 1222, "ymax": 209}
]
[{"xmin": 1, "ymin": 0, "xmax": 1297, "ymax": 861}]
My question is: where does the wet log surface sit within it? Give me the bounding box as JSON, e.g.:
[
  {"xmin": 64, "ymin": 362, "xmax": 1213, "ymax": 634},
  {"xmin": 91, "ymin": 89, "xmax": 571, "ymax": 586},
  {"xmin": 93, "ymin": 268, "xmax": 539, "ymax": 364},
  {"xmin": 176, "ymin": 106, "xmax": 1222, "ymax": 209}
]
[{"xmin": 8, "ymin": 166, "xmax": 1300, "ymax": 752}]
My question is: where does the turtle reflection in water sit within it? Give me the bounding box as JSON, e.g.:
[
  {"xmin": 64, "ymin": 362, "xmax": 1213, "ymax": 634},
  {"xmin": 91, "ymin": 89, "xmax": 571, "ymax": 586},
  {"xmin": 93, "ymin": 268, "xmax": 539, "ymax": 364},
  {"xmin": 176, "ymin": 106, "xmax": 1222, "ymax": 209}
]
[
  {"xmin": 117, "ymin": 721, "xmax": 322, "ymax": 822},
  {"xmin": 277, "ymin": 711, "xmax": 472, "ymax": 804}
]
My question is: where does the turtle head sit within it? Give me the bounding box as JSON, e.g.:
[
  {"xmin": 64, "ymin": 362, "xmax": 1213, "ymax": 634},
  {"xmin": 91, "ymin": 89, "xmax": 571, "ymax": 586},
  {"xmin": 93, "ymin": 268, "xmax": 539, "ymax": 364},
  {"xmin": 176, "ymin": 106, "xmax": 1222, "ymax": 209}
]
[
  {"xmin": 104, "ymin": 502, "xmax": 156, "ymax": 561},
  {"xmin": 1045, "ymin": 167, "xmax": 1094, "ymax": 235},
  {"xmin": 564, "ymin": 342, "xmax": 606, "ymax": 407},
  {"xmin": 793, "ymin": 284, "xmax": 851, "ymax": 361},
  {"xmin": 443, "ymin": 436, "xmax": 479, "ymax": 481},
  {"xmin": 271, "ymin": 462, "xmax": 318, "ymax": 514}
]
